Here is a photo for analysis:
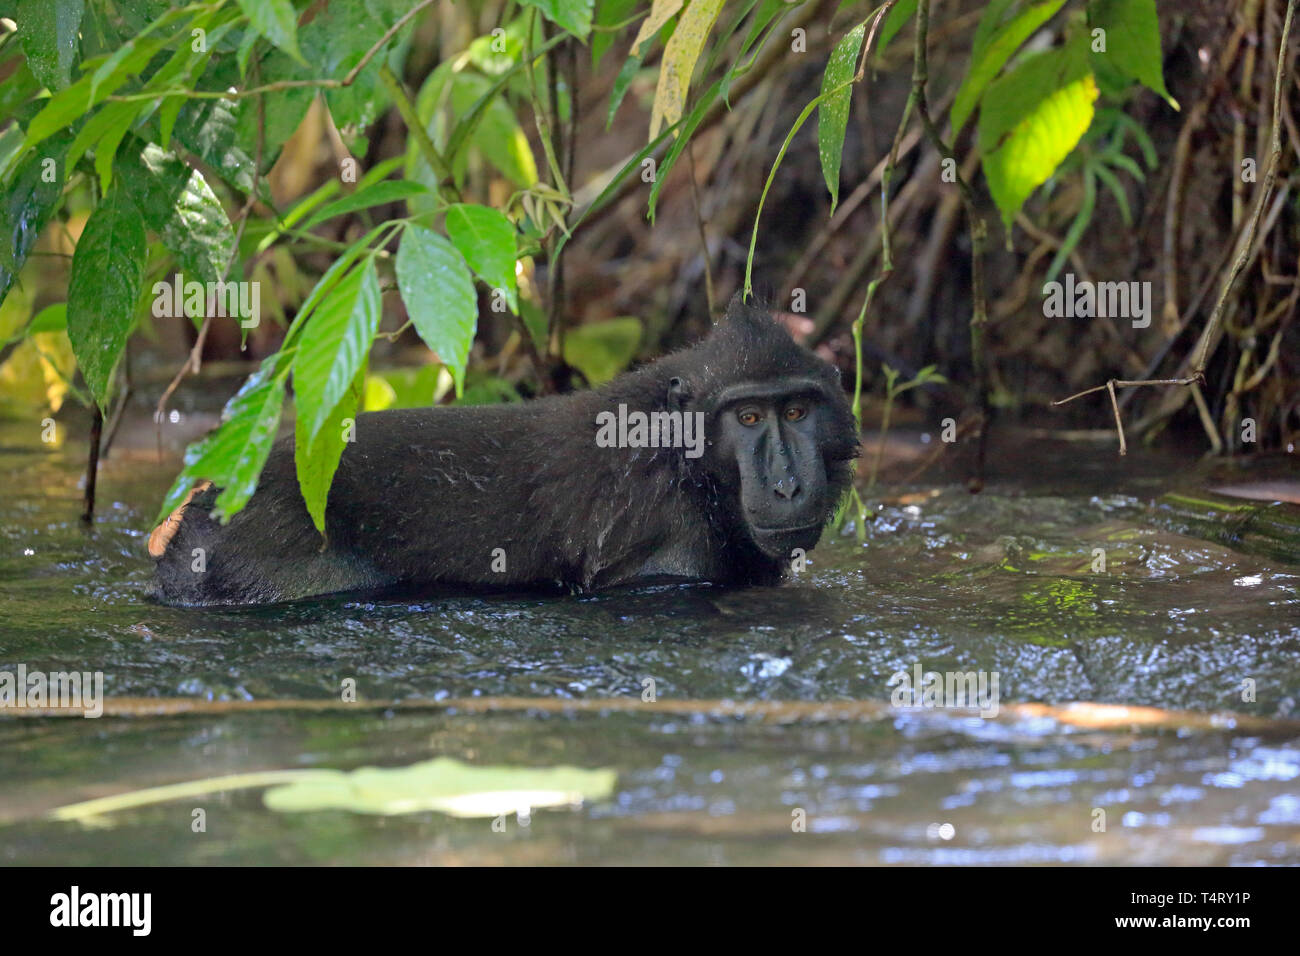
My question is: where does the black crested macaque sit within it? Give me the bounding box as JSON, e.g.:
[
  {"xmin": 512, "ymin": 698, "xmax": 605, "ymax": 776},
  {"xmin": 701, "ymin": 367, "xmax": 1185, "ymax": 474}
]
[{"xmin": 149, "ymin": 299, "xmax": 860, "ymax": 606}]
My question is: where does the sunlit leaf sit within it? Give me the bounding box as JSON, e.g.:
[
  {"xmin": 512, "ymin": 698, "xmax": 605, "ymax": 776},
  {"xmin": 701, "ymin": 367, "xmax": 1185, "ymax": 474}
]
[
  {"xmin": 445, "ymin": 203, "xmax": 518, "ymax": 314},
  {"xmin": 262, "ymin": 757, "xmax": 618, "ymax": 818},
  {"xmin": 395, "ymin": 225, "xmax": 478, "ymax": 395},
  {"xmin": 155, "ymin": 354, "xmax": 290, "ymax": 525},
  {"xmin": 292, "ymin": 260, "xmax": 382, "ymax": 443},
  {"xmin": 950, "ymin": 0, "xmax": 1067, "ymax": 135},
  {"xmin": 295, "ymin": 363, "xmax": 364, "ymax": 535}
]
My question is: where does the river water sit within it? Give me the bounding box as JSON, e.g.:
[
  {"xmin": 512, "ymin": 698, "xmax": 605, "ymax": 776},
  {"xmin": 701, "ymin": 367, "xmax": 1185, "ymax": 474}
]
[{"xmin": 1, "ymin": 409, "xmax": 1297, "ymax": 865}]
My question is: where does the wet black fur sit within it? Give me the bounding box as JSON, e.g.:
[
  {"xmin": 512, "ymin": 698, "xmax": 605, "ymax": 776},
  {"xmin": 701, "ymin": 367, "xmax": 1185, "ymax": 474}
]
[{"xmin": 149, "ymin": 300, "xmax": 859, "ymax": 606}]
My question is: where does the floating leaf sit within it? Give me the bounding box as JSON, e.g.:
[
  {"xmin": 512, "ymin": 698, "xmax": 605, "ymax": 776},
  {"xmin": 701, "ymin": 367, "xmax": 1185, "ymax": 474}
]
[{"xmin": 263, "ymin": 757, "xmax": 618, "ymax": 818}]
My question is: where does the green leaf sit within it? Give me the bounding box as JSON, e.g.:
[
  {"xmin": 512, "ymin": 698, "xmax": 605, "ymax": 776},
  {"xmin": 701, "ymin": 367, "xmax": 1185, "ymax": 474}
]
[
  {"xmin": 91, "ymin": 103, "xmax": 138, "ymax": 193},
  {"xmin": 11, "ymin": 11, "xmax": 182, "ymax": 169},
  {"xmin": 519, "ymin": 0, "xmax": 596, "ymax": 40},
  {"xmin": 29, "ymin": 302, "xmax": 67, "ymax": 333},
  {"xmin": 0, "ymin": 132, "xmax": 70, "ymax": 307},
  {"xmin": 298, "ymin": 179, "xmax": 427, "ymax": 232},
  {"xmin": 289, "ymin": 222, "xmax": 393, "ymax": 342},
  {"xmin": 395, "ymin": 225, "xmax": 478, "ymax": 395},
  {"xmin": 562, "ymin": 316, "xmax": 642, "ymax": 384},
  {"xmin": 66, "ymin": 186, "xmax": 146, "ymax": 408},
  {"xmin": 817, "ymin": 20, "xmax": 866, "ymax": 215},
  {"xmin": 263, "ymin": 757, "xmax": 618, "ymax": 818},
  {"xmin": 156, "ymin": 354, "xmax": 289, "ymax": 525},
  {"xmin": 118, "ymin": 140, "xmax": 236, "ymax": 284},
  {"xmin": 236, "ymin": 0, "xmax": 306, "ymax": 65},
  {"xmin": 876, "ymin": 0, "xmax": 917, "ymax": 57},
  {"xmin": 17, "ymin": 0, "xmax": 85, "ymax": 90},
  {"xmin": 445, "ymin": 203, "xmax": 518, "ymax": 314},
  {"xmin": 593, "ymin": 0, "xmax": 639, "ymax": 66},
  {"xmin": 1089, "ymin": 0, "xmax": 1174, "ymax": 105},
  {"xmin": 977, "ymin": 40, "xmax": 1092, "ymax": 151},
  {"xmin": 950, "ymin": 0, "xmax": 1067, "ymax": 135},
  {"xmin": 979, "ymin": 44, "xmax": 1099, "ymax": 228},
  {"xmin": 292, "ymin": 260, "xmax": 382, "ymax": 443},
  {"xmin": 65, "ymin": 101, "xmax": 139, "ymax": 175},
  {"xmin": 169, "ymin": 98, "xmax": 265, "ymax": 198},
  {"xmin": 295, "ymin": 362, "xmax": 364, "ymax": 535}
]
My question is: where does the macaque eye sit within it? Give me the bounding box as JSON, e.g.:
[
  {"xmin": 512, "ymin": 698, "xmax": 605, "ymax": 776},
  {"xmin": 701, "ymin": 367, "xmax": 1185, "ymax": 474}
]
[
  {"xmin": 784, "ymin": 404, "xmax": 808, "ymax": 422},
  {"xmin": 737, "ymin": 408, "xmax": 762, "ymax": 426}
]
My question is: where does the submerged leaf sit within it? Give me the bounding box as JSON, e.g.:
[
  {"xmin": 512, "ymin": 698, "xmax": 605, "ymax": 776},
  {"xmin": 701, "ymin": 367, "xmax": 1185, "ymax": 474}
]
[{"xmin": 263, "ymin": 757, "xmax": 618, "ymax": 818}]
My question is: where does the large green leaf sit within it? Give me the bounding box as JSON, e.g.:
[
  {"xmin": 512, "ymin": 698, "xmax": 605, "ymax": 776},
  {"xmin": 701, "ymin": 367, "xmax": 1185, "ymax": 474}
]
[
  {"xmin": 156, "ymin": 354, "xmax": 290, "ymax": 525},
  {"xmin": 445, "ymin": 203, "xmax": 518, "ymax": 314},
  {"xmin": 295, "ymin": 363, "xmax": 364, "ymax": 535},
  {"xmin": 0, "ymin": 132, "xmax": 70, "ymax": 306},
  {"xmin": 292, "ymin": 260, "xmax": 382, "ymax": 443},
  {"xmin": 395, "ymin": 225, "xmax": 479, "ymax": 395},
  {"xmin": 263, "ymin": 757, "xmax": 618, "ymax": 818},
  {"xmin": 950, "ymin": 0, "xmax": 1067, "ymax": 134},
  {"xmin": 1089, "ymin": 0, "xmax": 1173, "ymax": 105},
  {"xmin": 817, "ymin": 20, "xmax": 866, "ymax": 215},
  {"xmin": 66, "ymin": 186, "xmax": 146, "ymax": 408},
  {"xmin": 119, "ymin": 140, "xmax": 235, "ymax": 283},
  {"xmin": 979, "ymin": 43, "xmax": 1099, "ymax": 228},
  {"xmin": 563, "ymin": 317, "xmax": 642, "ymax": 384},
  {"xmin": 9, "ymin": 6, "xmax": 188, "ymax": 169},
  {"xmin": 17, "ymin": 0, "xmax": 85, "ymax": 90},
  {"xmin": 519, "ymin": 0, "xmax": 595, "ymax": 40}
]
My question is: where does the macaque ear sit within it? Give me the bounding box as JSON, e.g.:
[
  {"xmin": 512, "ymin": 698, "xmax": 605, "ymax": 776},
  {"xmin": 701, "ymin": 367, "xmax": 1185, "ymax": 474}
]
[{"xmin": 667, "ymin": 376, "xmax": 693, "ymax": 411}]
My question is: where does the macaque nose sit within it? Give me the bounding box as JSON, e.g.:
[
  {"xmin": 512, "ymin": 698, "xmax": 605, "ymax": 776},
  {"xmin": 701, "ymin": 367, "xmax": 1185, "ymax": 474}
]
[{"xmin": 773, "ymin": 477, "xmax": 801, "ymax": 500}]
